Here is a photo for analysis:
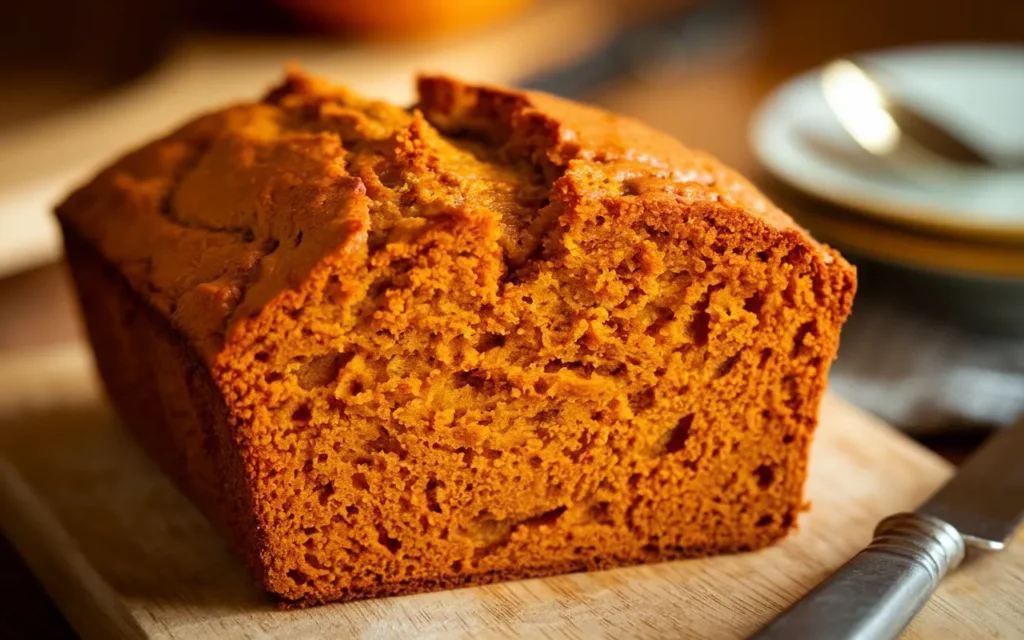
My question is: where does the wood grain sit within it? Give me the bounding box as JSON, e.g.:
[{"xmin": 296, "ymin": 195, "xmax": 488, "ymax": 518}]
[{"xmin": 0, "ymin": 345, "xmax": 1021, "ymax": 639}]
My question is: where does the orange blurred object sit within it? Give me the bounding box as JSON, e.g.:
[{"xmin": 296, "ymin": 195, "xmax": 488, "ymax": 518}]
[{"xmin": 276, "ymin": 0, "xmax": 538, "ymax": 38}]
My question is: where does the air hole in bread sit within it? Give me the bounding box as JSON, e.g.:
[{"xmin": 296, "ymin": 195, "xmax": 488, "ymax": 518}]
[
  {"xmin": 791, "ymin": 320, "xmax": 818, "ymax": 357},
  {"xmin": 317, "ymin": 481, "xmax": 335, "ymax": 506},
  {"xmin": 587, "ymin": 502, "xmax": 615, "ymax": 526},
  {"xmin": 754, "ymin": 464, "xmax": 775, "ymax": 490},
  {"xmin": 367, "ymin": 427, "xmax": 408, "ymax": 460},
  {"xmin": 644, "ymin": 224, "xmax": 670, "ymax": 238},
  {"xmin": 287, "ymin": 569, "xmax": 309, "ymax": 585},
  {"xmin": 629, "ymin": 387, "xmax": 656, "ymax": 413},
  {"xmin": 664, "ymin": 414, "xmax": 694, "ymax": 455},
  {"xmin": 782, "ymin": 280, "xmax": 799, "ymax": 305},
  {"xmin": 425, "ymin": 479, "xmax": 444, "ymax": 513},
  {"xmin": 645, "ymin": 307, "xmax": 675, "ymax": 337},
  {"xmin": 690, "ymin": 287, "xmax": 719, "ymax": 345},
  {"xmin": 453, "ymin": 369, "xmax": 485, "ymax": 390},
  {"xmin": 782, "ymin": 376, "xmax": 801, "ymax": 410},
  {"xmin": 351, "ymin": 473, "xmax": 369, "ymax": 491},
  {"xmin": 714, "ymin": 353, "xmax": 741, "ymax": 379},
  {"xmin": 744, "ymin": 291, "xmax": 765, "ymax": 316},
  {"xmin": 565, "ymin": 432, "xmax": 593, "ymax": 463},
  {"xmin": 297, "ymin": 352, "xmax": 353, "ymax": 390},
  {"xmin": 458, "ymin": 447, "xmax": 476, "ymax": 466},
  {"xmin": 375, "ymin": 525, "xmax": 402, "ymax": 554},
  {"xmin": 783, "ymin": 244, "xmax": 809, "ymax": 265},
  {"xmin": 475, "ymin": 333, "xmax": 505, "ymax": 353},
  {"xmin": 291, "ymin": 404, "xmax": 312, "ymax": 423},
  {"xmin": 304, "ymin": 553, "xmax": 324, "ymax": 570},
  {"xmin": 691, "ymin": 309, "xmax": 712, "ymax": 345},
  {"xmin": 522, "ymin": 505, "xmax": 567, "ymax": 528}
]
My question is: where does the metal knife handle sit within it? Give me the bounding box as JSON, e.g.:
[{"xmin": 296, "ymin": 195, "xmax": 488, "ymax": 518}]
[{"xmin": 752, "ymin": 512, "xmax": 965, "ymax": 640}]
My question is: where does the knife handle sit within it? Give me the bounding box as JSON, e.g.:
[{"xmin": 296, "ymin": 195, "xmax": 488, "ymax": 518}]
[{"xmin": 752, "ymin": 512, "xmax": 965, "ymax": 640}]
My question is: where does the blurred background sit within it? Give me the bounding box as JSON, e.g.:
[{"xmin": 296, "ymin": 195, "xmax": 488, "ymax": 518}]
[{"xmin": 0, "ymin": 0, "xmax": 1022, "ymax": 635}]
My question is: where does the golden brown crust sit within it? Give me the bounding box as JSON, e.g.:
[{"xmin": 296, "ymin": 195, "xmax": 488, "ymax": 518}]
[
  {"xmin": 59, "ymin": 70, "xmax": 856, "ymax": 606},
  {"xmin": 57, "ymin": 70, "xmax": 836, "ymax": 362},
  {"xmin": 416, "ymin": 75, "xmax": 808, "ymax": 237},
  {"xmin": 62, "ymin": 227, "xmax": 270, "ymax": 583}
]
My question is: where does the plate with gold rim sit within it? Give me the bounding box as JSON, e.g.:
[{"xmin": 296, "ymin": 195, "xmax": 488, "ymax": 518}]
[{"xmin": 751, "ymin": 44, "xmax": 1024, "ymax": 243}]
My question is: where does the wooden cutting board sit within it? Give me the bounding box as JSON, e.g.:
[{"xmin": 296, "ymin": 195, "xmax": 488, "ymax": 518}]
[{"xmin": 0, "ymin": 345, "xmax": 1021, "ymax": 639}]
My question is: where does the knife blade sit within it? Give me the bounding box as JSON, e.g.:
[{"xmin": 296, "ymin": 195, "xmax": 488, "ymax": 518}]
[
  {"xmin": 917, "ymin": 419, "xmax": 1024, "ymax": 550},
  {"xmin": 752, "ymin": 418, "xmax": 1024, "ymax": 640}
]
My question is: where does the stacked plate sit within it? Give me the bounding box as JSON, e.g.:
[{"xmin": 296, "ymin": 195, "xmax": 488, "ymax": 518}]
[{"xmin": 750, "ymin": 45, "xmax": 1024, "ymax": 336}]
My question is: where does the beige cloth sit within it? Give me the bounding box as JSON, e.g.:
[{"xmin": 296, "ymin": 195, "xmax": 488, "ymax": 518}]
[{"xmin": 830, "ymin": 299, "xmax": 1024, "ymax": 433}]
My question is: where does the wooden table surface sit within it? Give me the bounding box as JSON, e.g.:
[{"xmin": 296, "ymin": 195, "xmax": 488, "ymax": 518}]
[{"xmin": 0, "ymin": 0, "xmax": 1018, "ymax": 636}]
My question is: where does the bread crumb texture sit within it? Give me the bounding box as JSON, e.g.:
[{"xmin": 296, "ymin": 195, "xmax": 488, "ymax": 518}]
[{"xmin": 58, "ymin": 71, "xmax": 856, "ymax": 605}]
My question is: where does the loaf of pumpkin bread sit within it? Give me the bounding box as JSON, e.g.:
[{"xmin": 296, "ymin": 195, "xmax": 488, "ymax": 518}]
[{"xmin": 57, "ymin": 71, "xmax": 856, "ymax": 605}]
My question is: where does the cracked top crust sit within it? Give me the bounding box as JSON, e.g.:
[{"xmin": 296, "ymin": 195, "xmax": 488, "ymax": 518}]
[{"xmin": 56, "ymin": 71, "xmax": 824, "ymax": 363}]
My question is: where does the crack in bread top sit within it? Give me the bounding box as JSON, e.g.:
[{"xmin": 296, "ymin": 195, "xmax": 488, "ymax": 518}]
[{"xmin": 56, "ymin": 70, "xmax": 826, "ymax": 364}]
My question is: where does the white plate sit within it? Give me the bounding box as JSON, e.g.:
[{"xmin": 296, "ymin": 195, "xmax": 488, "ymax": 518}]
[{"xmin": 751, "ymin": 45, "xmax": 1024, "ymax": 241}]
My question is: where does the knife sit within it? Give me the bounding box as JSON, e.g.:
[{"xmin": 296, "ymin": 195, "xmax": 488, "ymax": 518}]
[{"xmin": 752, "ymin": 418, "xmax": 1024, "ymax": 640}]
